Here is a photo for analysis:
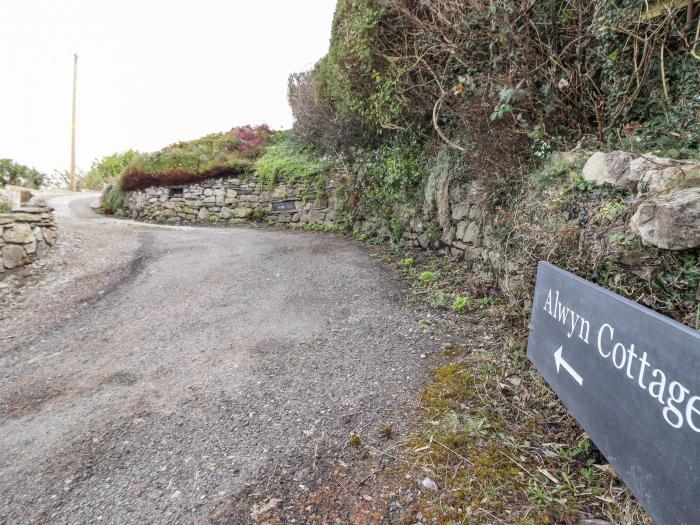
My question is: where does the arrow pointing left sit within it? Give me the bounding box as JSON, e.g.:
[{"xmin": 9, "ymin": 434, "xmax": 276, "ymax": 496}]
[{"xmin": 554, "ymin": 346, "xmax": 583, "ymax": 386}]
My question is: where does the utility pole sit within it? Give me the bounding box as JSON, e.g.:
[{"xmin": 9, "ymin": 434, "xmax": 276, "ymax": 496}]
[{"xmin": 70, "ymin": 53, "xmax": 78, "ymax": 192}]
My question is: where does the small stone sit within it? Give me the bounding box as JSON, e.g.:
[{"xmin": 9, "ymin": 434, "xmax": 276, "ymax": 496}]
[{"xmin": 420, "ymin": 478, "xmax": 438, "ymax": 491}]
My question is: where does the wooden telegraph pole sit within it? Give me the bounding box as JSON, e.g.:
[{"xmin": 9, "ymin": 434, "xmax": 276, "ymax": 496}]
[{"xmin": 70, "ymin": 53, "xmax": 78, "ymax": 192}]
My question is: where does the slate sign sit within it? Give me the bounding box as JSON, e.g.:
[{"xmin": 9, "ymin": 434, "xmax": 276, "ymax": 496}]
[
  {"xmin": 527, "ymin": 262, "xmax": 700, "ymax": 525},
  {"xmin": 271, "ymin": 200, "xmax": 296, "ymax": 212}
]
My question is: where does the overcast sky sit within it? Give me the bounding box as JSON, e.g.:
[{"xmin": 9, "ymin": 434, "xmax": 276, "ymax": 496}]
[{"xmin": 0, "ymin": 1, "xmax": 335, "ymax": 174}]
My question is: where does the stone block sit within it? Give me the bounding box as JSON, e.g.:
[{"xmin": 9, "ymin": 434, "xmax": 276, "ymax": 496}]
[
  {"xmin": 4, "ymin": 223, "xmax": 34, "ymax": 244},
  {"xmin": 462, "ymin": 221, "xmax": 481, "ymax": 245},
  {"xmin": 455, "ymin": 221, "xmax": 467, "ymax": 240},
  {"xmin": 233, "ymin": 207, "xmax": 253, "ymax": 219},
  {"xmin": 2, "ymin": 244, "xmax": 24, "ymax": 269},
  {"xmin": 451, "ymin": 201, "xmax": 470, "ymax": 221},
  {"xmin": 630, "ymin": 187, "xmax": 700, "ymax": 250}
]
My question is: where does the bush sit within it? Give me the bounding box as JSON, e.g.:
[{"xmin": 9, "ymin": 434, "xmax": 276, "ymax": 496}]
[
  {"xmin": 254, "ymin": 131, "xmax": 333, "ymax": 192},
  {"xmin": 99, "ymin": 185, "xmax": 125, "ymax": 215},
  {"xmin": 297, "ymin": 1, "xmax": 700, "ymax": 162},
  {"xmin": 120, "ymin": 125, "xmax": 271, "ymax": 191},
  {"xmin": 338, "ymin": 138, "xmax": 426, "ymax": 242},
  {"xmin": 0, "ymin": 159, "xmax": 45, "ymax": 189},
  {"xmin": 84, "ymin": 150, "xmax": 139, "ymax": 190}
]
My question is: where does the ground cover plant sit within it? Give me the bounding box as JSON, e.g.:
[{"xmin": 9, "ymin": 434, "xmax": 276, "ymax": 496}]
[
  {"xmin": 375, "ymin": 246, "xmax": 656, "ymax": 524},
  {"xmin": 119, "ymin": 125, "xmax": 272, "ymax": 191},
  {"xmin": 254, "ymin": 131, "xmax": 333, "ymax": 195}
]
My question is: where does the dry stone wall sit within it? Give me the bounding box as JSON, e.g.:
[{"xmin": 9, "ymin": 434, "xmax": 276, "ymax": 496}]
[
  {"xmin": 1, "ymin": 198, "xmax": 58, "ymax": 276},
  {"xmin": 582, "ymin": 151, "xmax": 700, "ymax": 251},
  {"xmin": 118, "ymin": 175, "xmax": 339, "ymax": 227},
  {"xmin": 118, "ymin": 151, "xmax": 699, "ymax": 301}
]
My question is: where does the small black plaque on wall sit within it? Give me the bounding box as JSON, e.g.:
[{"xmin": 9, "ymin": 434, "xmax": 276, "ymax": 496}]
[{"xmin": 271, "ymin": 201, "xmax": 296, "ymax": 212}]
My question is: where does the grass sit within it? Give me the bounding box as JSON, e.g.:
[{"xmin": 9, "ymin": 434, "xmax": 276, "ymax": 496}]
[{"xmin": 372, "ymin": 247, "xmax": 654, "ymax": 524}]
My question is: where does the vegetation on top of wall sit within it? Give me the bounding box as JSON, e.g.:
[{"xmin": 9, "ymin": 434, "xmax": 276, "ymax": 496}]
[
  {"xmin": 0, "ymin": 159, "xmax": 45, "ymax": 189},
  {"xmin": 119, "ymin": 125, "xmax": 272, "ymax": 191},
  {"xmin": 254, "ymin": 131, "xmax": 334, "ymax": 192},
  {"xmin": 84, "ymin": 150, "xmax": 140, "ymax": 190}
]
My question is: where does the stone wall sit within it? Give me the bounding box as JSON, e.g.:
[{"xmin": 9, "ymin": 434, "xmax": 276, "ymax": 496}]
[
  {"xmin": 118, "ymin": 175, "xmax": 339, "ymax": 226},
  {"xmin": 399, "ymin": 150, "xmax": 700, "ymax": 298},
  {"xmin": 1, "ymin": 197, "xmax": 58, "ymax": 276},
  {"xmin": 118, "ymin": 151, "xmax": 699, "ymax": 302}
]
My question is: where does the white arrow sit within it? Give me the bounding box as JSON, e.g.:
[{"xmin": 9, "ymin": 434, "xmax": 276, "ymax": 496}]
[{"xmin": 554, "ymin": 346, "xmax": 583, "ymax": 386}]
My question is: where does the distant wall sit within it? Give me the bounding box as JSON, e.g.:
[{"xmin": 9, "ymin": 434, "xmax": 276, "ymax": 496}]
[
  {"xmin": 118, "ymin": 175, "xmax": 339, "ymax": 227},
  {"xmin": 1, "ymin": 198, "xmax": 58, "ymax": 276}
]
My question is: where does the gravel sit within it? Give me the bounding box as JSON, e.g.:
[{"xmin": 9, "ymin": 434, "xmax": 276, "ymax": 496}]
[{"xmin": 0, "ymin": 195, "xmax": 450, "ymax": 524}]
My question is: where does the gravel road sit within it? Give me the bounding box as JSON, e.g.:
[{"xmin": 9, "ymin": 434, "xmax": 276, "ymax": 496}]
[{"xmin": 0, "ymin": 195, "xmax": 451, "ymax": 524}]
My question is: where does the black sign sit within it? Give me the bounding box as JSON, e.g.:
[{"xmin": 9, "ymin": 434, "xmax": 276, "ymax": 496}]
[
  {"xmin": 527, "ymin": 262, "xmax": 700, "ymax": 525},
  {"xmin": 271, "ymin": 200, "xmax": 296, "ymax": 212}
]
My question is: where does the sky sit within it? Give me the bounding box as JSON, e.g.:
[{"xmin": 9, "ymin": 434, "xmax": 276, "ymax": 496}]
[{"xmin": 0, "ymin": 0, "xmax": 336, "ymax": 175}]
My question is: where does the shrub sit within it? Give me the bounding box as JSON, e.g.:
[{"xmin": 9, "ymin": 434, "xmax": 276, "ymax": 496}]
[
  {"xmin": 0, "ymin": 159, "xmax": 45, "ymax": 189},
  {"xmin": 254, "ymin": 131, "xmax": 332, "ymax": 191},
  {"xmin": 84, "ymin": 150, "xmax": 139, "ymax": 190},
  {"xmin": 120, "ymin": 125, "xmax": 271, "ymax": 191},
  {"xmin": 0, "ymin": 201, "xmax": 12, "ymax": 213},
  {"xmin": 99, "ymin": 185, "xmax": 125, "ymax": 215},
  {"xmin": 297, "ymin": 0, "xmax": 700, "ymax": 165},
  {"xmin": 338, "ymin": 138, "xmax": 426, "ymax": 243}
]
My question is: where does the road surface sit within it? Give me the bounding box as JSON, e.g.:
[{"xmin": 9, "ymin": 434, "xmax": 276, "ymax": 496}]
[{"xmin": 0, "ymin": 194, "xmax": 449, "ymax": 524}]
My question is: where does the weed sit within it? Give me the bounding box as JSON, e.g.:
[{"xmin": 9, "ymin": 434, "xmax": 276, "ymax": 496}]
[
  {"xmin": 347, "ymin": 434, "xmax": 362, "ymax": 448},
  {"xmin": 476, "ymin": 296, "xmax": 493, "ymax": 309},
  {"xmin": 599, "ymin": 200, "xmax": 626, "ymax": 221},
  {"xmin": 378, "ymin": 426, "xmax": 392, "ymax": 439},
  {"xmin": 451, "ymin": 295, "xmax": 471, "ymax": 313},
  {"xmin": 428, "ymin": 292, "xmax": 448, "ymax": 309},
  {"xmin": 418, "ymin": 271, "xmax": 438, "ymax": 284},
  {"xmin": 398, "ymin": 257, "xmax": 414, "ymax": 267},
  {"xmin": 251, "ymin": 208, "xmax": 265, "ymax": 221}
]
